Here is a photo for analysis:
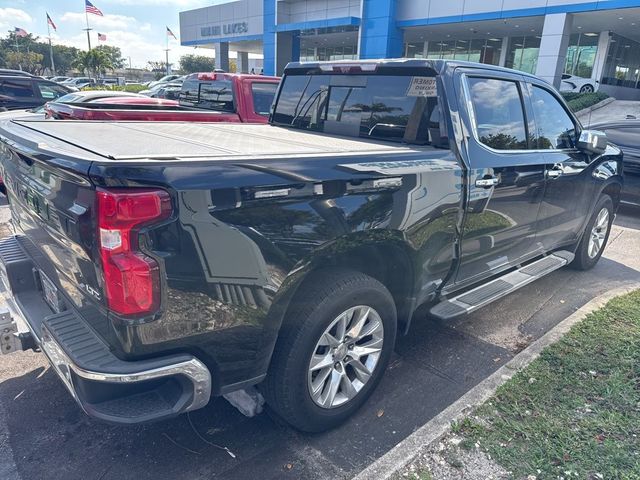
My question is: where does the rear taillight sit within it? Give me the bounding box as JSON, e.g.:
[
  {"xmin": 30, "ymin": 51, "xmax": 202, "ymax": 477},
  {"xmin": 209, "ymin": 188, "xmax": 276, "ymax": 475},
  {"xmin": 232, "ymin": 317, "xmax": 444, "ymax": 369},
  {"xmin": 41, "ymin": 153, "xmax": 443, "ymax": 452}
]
[{"xmin": 97, "ymin": 189, "xmax": 172, "ymax": 317}]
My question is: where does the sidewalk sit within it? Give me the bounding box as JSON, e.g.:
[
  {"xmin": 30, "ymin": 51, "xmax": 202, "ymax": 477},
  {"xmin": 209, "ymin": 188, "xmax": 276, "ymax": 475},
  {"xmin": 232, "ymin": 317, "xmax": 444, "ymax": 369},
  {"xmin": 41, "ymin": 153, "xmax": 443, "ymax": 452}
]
[{"xmin": 579, "ymin": 99, "xmax": 640, "ymax": 127}]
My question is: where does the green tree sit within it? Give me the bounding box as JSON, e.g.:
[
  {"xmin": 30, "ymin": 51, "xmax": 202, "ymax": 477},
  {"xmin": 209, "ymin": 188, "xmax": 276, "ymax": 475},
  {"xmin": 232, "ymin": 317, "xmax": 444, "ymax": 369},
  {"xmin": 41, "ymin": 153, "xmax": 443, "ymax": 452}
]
[
  {"xmin": 94, "ymin": 45, "xmax": 126, "ymax": 69},
  {"xmin": 5, "ymin": 51, "xmax": 44, "ymax": 74},
  {"xmin": 0, "ymin": 30, "xmax": 81, "ymax": 75},
  {"xmin": 179, "ymin": 54, "xmax": 215, "ymax": 73},
  {"xmin": 72, "ymin": 49, "xmax": 114, "ymax": 77}
]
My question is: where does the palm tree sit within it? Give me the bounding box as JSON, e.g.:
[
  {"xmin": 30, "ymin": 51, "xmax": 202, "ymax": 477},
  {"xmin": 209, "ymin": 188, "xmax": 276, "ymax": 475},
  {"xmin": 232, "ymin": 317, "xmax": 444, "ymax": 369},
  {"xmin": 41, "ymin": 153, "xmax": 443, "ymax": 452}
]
[{"xmin": 72, "ymin": 49, "xmax": 114, "ymax": 78}]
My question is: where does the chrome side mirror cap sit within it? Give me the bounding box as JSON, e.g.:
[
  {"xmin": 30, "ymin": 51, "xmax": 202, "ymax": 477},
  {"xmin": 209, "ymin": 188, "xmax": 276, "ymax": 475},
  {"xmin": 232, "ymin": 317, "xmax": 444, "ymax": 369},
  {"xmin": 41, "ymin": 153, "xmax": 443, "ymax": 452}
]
[{"xmin": 577, "ymin": 130, "xmax": 607, "ymax": 155}]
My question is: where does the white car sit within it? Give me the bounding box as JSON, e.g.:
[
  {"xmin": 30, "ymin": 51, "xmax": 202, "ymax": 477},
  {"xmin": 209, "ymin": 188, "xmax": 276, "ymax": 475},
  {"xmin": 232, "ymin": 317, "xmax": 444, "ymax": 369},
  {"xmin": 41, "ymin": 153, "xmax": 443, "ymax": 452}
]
[{"xmin": 560, "ymin": 74, "xmax": 599, "ymax": 93}]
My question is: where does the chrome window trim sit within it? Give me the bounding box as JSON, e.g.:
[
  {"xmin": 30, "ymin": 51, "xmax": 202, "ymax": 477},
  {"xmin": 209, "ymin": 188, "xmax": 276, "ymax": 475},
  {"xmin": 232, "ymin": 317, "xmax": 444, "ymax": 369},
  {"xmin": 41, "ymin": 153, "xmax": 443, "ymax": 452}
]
[{"xmin": 460, "ymin": 72, "xmax": 580, "ymax": 156}]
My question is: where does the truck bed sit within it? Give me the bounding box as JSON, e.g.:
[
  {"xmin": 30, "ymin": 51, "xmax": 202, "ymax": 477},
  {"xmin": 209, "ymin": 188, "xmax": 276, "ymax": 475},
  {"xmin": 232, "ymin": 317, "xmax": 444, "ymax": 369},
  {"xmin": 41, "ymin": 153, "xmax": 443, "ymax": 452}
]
[{"xmin": 2, "ymin": 119, "xmax": 437, "ymax": 162}]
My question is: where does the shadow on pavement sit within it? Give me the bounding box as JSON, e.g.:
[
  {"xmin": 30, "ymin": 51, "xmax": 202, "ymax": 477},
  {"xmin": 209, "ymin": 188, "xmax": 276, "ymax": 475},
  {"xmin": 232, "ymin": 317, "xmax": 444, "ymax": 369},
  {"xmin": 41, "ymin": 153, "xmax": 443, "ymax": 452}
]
[{"xmin": 0, "ymin": 319, "xmax": 510, "ymax": 480}]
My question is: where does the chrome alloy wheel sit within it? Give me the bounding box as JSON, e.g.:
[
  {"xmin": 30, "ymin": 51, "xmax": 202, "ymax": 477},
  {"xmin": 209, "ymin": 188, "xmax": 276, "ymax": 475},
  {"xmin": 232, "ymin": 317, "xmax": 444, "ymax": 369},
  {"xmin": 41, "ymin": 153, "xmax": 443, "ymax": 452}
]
[
  {"xmin": 307, "ymin": 306, "xmax": 384, "ymax": 409},
  {"xmin": 588, "ymin": 207, "xmax": 610, "ymax": 258}
]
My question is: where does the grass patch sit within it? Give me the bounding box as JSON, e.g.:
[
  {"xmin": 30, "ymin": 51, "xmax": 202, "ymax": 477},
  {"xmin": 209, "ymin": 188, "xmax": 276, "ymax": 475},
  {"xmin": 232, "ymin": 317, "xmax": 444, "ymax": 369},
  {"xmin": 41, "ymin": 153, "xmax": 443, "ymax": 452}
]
[
  {"xmin": 561, "ymin": 91, "xmax": 610, "ymax": 112},
  {"xmin": 456, "ymin": 290, "xmax": 640, "ymax": 479}
]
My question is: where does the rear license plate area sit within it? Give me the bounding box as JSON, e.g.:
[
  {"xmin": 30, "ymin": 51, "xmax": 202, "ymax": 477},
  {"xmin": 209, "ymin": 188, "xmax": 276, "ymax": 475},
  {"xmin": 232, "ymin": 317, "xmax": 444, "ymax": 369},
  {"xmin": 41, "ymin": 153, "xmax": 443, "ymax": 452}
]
[{"xmin": 39, "ymin": 270, "xmax": 65, "ymax": 314}]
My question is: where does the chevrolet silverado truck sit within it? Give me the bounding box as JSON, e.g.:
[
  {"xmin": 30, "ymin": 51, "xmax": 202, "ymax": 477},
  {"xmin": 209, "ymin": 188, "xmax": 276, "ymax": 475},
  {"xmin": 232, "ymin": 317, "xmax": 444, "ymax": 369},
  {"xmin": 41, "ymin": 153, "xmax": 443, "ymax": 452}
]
[
  {"xmin": 0, "ymin": 59, "xmax": 623, "ymax": 432},
  {"xmin": 45, "ymin": 73, "xmax": 280, "ymax": 123}
]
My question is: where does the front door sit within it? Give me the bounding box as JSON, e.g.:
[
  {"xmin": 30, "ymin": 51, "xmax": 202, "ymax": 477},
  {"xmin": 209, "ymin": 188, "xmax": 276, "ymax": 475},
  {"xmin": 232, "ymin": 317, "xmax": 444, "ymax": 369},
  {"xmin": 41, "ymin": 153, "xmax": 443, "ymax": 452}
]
[
  {"xmin": 524, "ymin": 82, "xmax": 593, "ymax": 251},
  {"xmin": 454, "ymin": 73, "xmax": 547, "ymax": 287}
]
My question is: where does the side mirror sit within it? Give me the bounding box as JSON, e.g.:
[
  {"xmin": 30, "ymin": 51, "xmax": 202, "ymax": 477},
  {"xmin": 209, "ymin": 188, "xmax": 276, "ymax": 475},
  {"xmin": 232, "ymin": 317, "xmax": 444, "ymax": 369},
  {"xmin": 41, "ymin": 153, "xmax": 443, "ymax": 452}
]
[{"xmin": 577, "ymin": 130, "xmax": 607, "ymax": 155}]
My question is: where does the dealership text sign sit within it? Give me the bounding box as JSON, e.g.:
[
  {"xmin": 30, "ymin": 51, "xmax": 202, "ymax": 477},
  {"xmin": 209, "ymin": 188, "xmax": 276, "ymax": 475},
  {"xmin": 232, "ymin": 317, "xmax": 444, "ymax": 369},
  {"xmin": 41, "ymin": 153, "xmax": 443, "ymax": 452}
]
[{"xmin": 201, "ymin": 22, "xmax": 249, "ymax": 37}]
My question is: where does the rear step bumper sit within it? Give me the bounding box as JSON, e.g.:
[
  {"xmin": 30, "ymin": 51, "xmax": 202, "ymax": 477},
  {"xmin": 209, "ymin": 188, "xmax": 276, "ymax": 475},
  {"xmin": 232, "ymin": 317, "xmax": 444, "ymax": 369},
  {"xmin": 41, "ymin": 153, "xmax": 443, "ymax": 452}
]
[
  {"xmin": 0, "ymin": 235, "xmax": 212, "ymax": 424},
  {"xmin": 430, "ymin": 251, "xmax": 574, "ymax": 320}
]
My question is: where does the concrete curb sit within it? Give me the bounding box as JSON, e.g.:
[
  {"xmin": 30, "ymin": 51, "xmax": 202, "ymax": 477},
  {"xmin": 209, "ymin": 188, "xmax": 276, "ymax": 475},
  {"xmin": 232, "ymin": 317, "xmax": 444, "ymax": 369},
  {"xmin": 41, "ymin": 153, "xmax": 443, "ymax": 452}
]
[
  {"xmin": 352, "ymin": 283, "xmax": 640, "ymax": 480},
  {"xmin": 575, "ymin": 96, "xmax": 615, "ymax": 119}
]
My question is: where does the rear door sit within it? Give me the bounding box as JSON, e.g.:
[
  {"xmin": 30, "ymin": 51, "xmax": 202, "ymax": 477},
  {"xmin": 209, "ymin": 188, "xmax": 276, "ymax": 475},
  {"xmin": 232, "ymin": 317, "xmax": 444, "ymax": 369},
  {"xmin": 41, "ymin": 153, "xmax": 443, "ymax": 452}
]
[
  {"xmin": 524, "ymin": 81, "xmax": 593, "ymax": 251},
  {"xmin": 0, "ymin": 78, "xmax": 39, "ymax": 110},
  {"xmin": 454, "ymin": 70, "xmax": 547, "ymax": 287}
]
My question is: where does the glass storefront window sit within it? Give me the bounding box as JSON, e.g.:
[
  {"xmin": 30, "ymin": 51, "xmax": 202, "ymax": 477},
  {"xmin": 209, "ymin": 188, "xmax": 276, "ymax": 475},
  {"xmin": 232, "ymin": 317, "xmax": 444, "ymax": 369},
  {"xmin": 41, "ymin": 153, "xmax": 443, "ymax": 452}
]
[
  {"xmin": 602, "ymin": 33, "xmax": 640, "ymax": 89},
  {"xmin": 418, "ymin": 38, "xmax": 501, "ymax": 66},
  {"xmin": 505, "ymin": 36, "xmax": 540, "ymax": 74},
  {"xmin": 565, "ymin": 33, "xmax": 598, "ymax": 78},
  {"xmin": 405, "ymin": 42, "xmax": 425, "ymax": 58}
]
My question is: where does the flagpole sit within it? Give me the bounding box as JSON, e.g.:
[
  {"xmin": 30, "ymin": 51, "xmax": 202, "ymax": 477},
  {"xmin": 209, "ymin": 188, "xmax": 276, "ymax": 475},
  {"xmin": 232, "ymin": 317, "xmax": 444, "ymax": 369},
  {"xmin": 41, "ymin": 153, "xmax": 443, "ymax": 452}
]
[
  {"xmin": 165, "ymin": 30, "xmax": 170, "ymax": 76},
  {"xmin": 47, "ymin": 20, "xmax": 56, "ymax": 75},
  {"xmin": 84, "ymin": 6, "xmax": 92, "ymax": 50},
  {"xmin": 14, "ymin": 33, "xmax": 21, "ymax": 71}
]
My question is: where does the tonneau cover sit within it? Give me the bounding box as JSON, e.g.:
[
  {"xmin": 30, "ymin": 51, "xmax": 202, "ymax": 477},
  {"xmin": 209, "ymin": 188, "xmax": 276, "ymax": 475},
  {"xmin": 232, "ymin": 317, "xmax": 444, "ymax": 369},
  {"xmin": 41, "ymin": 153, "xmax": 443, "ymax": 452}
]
[{"xmin": 3, "ymin": 120, "xmax": 432, "ymax": 162}]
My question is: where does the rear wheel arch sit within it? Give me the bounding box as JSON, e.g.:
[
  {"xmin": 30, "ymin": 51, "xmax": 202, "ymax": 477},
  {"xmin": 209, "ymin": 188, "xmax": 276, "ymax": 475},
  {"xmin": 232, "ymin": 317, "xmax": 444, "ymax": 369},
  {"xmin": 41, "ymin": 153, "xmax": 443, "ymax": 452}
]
[{"xmin": 306, "ymin": 240, "xmax": 416, "ymax": 333}]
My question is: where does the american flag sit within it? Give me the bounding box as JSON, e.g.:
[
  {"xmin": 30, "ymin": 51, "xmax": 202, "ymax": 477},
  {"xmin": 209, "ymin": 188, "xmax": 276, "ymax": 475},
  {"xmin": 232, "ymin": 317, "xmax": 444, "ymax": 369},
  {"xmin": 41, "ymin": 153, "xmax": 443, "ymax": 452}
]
[
  {"xmin": 98, "ymin": 32, "xmax": 107, "ymax": 41},
  {"xmin": 166, "ymin": 26, "xmax": 177, "ymax": 40},
  {"xmin": 14, "ymin": 27, "xmax": 28, "ymax": 38},
  {"xmin": 47, "ymin": 13, "xmax": 57, "ymax": 31},
  {"xmin": 85, "ymin": 0, "xmax": 104, "ymax": 16}
]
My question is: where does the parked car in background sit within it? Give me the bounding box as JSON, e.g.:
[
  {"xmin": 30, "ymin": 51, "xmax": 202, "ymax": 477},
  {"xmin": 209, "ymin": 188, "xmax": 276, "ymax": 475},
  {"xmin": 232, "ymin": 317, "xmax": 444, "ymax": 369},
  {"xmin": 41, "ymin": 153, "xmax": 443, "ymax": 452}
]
[
  {"xmin": 150, "ymin": 82, "xmax": 183, "ymax": 99},
  {"xmin": 61, "ymin": 77, "xmax": 96, "ymax": 89},
  {"xmin": 100, "ymin": 77, "xmax": 126, "ymax": 87},
  {"xmin": 0, "ymin": 59, "xmax": 622, "ymax": 432},
  {"xmin": 0, "ymin": 75, "xmax": 73, "ymax": 110},
  {"xmin": 560, "ymin": 74, "xmax": 599, "ymax": 93},
  {"xmin": 50, "ymin": 76, "xmax": 71, "ymax": 83},
  {"xmin": 591, "ymin": 119, "xmax": 640, "ymax": 207},
  {"xmin": 147, "ymin": 74, "xmax": 183, "ymax": 89},
  {"xmin": 140, "ymin": 76, "xmax": 185, "ymax": 96},
  {"xmin": 0, "ymin": 69, "xmax": 35, "ymax": 78},
  {"xmin": 44, "ymin": 73, "xmax": 280, "ymax": 122},
  {"xmin": 50, "ymin": 90, "xmax": 146, "ymax": 105}
]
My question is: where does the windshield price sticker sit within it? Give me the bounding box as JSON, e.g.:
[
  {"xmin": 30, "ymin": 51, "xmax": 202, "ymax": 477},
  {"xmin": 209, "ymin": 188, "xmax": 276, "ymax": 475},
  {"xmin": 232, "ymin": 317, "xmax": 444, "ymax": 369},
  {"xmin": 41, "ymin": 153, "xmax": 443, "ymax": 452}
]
[{"xmin": 406, "ymin": 77, "xmax": 437, "ymax": 97}]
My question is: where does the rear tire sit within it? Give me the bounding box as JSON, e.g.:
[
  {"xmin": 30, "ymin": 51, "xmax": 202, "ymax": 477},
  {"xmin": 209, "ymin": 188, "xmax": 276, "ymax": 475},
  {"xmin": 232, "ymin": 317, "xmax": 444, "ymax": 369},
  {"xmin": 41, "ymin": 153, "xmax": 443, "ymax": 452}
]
[
  {"xmin": 579, "ymin": 84, "xmax": 594, "ymax": 93},
  {"xmin": 263, "ymin": 268, "xmax": 397, "ymax": 432},
  {"xmin": 571, "ymin": 195, "xmax": 614, "ymax": 270}
]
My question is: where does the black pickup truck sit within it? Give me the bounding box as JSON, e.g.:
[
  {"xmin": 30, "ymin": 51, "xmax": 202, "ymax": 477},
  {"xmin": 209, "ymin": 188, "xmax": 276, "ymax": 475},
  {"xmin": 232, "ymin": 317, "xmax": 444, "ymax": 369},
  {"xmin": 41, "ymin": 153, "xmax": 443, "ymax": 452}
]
[{"xmin": 0, "ymin": 59, "xmax": 623, "ymax": 432}]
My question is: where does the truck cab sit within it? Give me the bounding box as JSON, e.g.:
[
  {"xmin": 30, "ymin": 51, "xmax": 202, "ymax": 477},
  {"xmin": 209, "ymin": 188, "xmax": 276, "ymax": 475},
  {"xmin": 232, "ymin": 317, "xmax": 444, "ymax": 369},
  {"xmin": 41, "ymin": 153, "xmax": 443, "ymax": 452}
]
[{"xmin": 179, "ymin": 72, "xmax": 280, "ymax": 122}]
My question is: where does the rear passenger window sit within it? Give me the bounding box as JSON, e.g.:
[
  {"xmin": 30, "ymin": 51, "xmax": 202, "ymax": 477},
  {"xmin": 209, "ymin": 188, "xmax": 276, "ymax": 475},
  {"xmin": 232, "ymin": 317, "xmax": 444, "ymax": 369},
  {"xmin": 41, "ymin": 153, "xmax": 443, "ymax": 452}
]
[
  {"xmin": 251, "ymin": 82, "xmax": 278, "ymax": 116},
  {"xmin": 467, "ymin": 77, "xmax": 527, "ymax": 150},
  {"xmin": 0, "ymin": 79, "xmax": 34, "ymax": 98},
  {"xmin": 530, "ymin": 86, "xmax": 576, "ymax": 149}
]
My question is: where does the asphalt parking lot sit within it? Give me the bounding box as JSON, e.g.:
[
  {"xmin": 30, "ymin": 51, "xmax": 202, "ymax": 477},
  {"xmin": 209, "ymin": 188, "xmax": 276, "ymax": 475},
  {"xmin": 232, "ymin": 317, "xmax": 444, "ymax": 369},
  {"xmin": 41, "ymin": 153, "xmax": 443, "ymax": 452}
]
[{"xmin": 0, "ymin": 204, "xmax": 639, "ymax": 480}]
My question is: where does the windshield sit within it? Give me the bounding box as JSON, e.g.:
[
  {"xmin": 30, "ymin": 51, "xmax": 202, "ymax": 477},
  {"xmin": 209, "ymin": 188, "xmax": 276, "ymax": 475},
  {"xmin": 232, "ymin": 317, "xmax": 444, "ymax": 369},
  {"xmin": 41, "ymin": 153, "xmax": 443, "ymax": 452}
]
[{"xmin": 271, "ymin": 73, "xmax": 444, "ymax": 145}]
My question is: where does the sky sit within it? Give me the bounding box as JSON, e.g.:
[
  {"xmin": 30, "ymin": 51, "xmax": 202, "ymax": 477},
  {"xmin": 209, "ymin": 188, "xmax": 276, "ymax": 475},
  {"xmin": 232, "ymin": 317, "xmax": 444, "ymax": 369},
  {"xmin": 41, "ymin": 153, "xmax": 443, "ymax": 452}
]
[{"xmin": 0, "ymin": 0, "xmax": 228, "ymax": 68}]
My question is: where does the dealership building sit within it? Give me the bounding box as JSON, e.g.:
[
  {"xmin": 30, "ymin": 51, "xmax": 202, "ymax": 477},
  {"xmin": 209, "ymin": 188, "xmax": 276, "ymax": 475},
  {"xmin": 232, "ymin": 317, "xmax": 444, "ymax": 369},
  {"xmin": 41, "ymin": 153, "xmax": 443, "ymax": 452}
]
[{"xmin": 180, "ymin": 0, "xmax": 640, "ymax": 98}]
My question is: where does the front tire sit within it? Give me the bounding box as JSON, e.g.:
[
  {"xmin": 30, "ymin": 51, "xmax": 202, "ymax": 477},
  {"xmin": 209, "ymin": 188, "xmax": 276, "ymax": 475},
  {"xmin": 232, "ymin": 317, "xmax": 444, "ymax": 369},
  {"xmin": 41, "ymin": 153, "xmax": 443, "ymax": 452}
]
[
  {"xmin": 571, "ymin": 195, "xmax": 614, "ymax": 270},
  {"xmin": 263, "ymin": 268, "xmax": 397, "ymax": 432}
]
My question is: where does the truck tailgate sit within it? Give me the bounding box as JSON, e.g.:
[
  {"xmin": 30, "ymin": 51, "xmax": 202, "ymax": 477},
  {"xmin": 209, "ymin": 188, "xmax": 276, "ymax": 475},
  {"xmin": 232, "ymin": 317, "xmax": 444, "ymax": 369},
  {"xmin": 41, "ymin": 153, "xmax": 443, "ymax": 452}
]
[{"xmin": 0, "ymin": 119, "xmax": 104, "ymax": 327}]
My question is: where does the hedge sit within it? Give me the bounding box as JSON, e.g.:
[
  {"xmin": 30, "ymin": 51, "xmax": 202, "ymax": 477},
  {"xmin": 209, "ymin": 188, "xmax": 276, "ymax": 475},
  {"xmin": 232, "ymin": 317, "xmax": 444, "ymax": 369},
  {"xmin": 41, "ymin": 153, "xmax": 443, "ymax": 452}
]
[{"xmin": 560, "ymin": 91, "xmax": 610, "ymax": 112}]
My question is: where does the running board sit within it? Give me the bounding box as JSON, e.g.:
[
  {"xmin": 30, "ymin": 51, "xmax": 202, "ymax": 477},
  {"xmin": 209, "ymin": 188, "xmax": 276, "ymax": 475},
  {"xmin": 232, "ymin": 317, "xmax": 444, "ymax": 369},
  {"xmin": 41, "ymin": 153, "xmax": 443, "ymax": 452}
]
[{"xmin": 430, "ymin": 251, "xmax": 574, "ymax": 320}]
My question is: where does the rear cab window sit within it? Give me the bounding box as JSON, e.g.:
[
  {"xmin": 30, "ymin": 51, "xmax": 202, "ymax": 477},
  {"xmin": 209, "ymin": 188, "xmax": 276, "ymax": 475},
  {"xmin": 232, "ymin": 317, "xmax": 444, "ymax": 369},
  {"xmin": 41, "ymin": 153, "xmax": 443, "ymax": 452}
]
[
  {"xmin": 271, "ymin": 69, "xmax": 448, "ymax": 147},
  {"xmin": 180, "ymin": 76, "xmax": 235, "ymax": 112}
]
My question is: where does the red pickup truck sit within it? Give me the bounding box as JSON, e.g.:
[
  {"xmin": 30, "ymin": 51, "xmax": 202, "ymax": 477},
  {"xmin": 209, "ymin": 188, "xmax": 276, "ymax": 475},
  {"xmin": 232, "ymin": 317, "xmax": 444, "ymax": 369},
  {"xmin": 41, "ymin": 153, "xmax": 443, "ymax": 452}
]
[{"xmin": 45, "ymin": 73, "xmax": 280, "ymax": 123}]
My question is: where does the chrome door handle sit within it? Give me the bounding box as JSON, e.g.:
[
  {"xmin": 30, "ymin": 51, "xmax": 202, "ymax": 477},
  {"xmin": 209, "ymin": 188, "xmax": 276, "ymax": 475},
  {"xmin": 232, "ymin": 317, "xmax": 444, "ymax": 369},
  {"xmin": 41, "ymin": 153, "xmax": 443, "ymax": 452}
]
[
  {"xmin": 475, "ymin": 177, "xmax": 499, "ymax": 188},
  {"xmin": 546, "ymin": 168, "xmax": 563, "ymax": 179}
]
